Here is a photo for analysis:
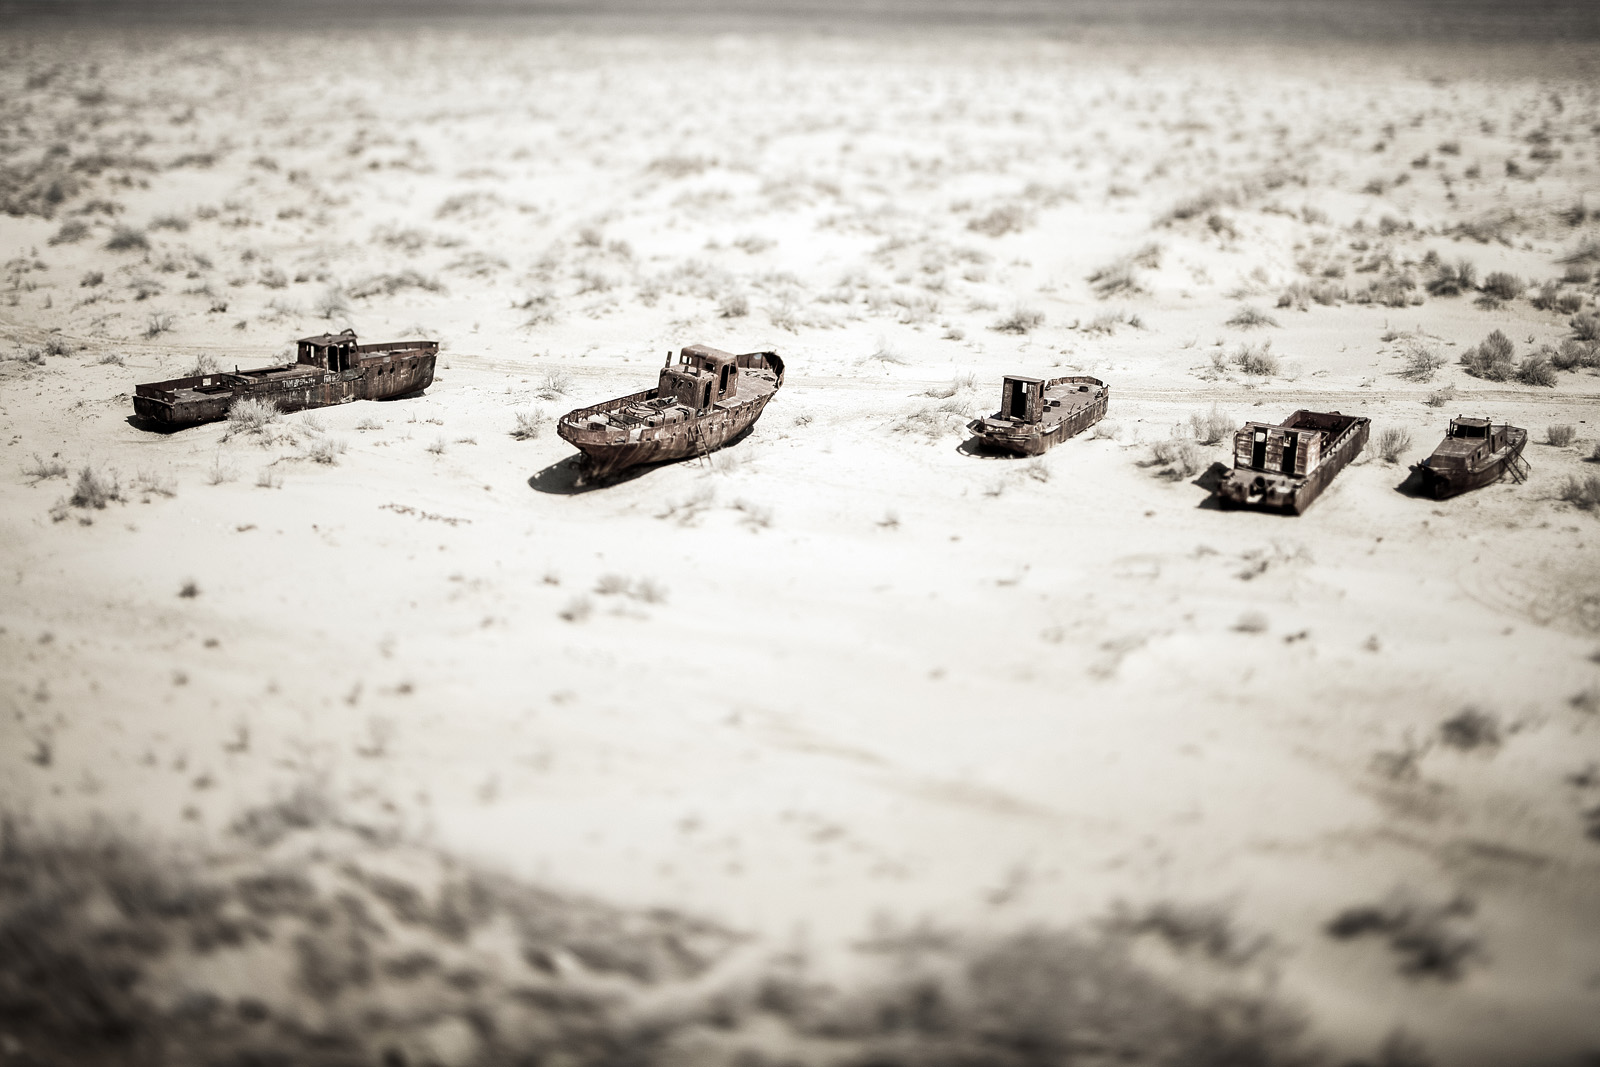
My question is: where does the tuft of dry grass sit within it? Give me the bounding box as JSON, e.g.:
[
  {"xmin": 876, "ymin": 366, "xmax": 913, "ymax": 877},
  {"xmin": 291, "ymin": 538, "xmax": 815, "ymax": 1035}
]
[
  {"xmin": 23, "ymin": 454, "xmax": 68, "ymax": 483},
  {"xmin": 1189, "ymin": 405, "xmax": 1233, "ymax": 445},
  {"xmin": 225, "ymin": 397, "xmax": 280, "ymax": 438},
  {"xmin": 991, "ymin": 306, "xmax": 1045, "ymax": 334},
  {"xmin": 1226, "ymin": 305, "xmax": 1279, "ymax": 329},
  {"xmin": 1233, "ymin": 340, "xmax": 1280, "ymax": 376},
  {"xmin": 1377, "ymin": 427, "xmax": 1413, "ymax": 463},
  {"xmin": 69, "ymin": 465, "xmax": 121, "ymax": 509},
  {"xmin": 510, "ymin": 408, "xmax": 547, "ymax": 440},
  {"xmin": 535, "ymin": 368, "xmax": 572, "ymax": 400},
  {"xmin": 1558, "ymin": 474, "xmax": 1600, "ymax": 510},
  {"xmin": 1546, "ymin": 424, "xmax": 1577, "ymax": 448},
  {"xmin": 1398, "ymin": 340, "xmax": 1445, "ymax": 382},
  {"xmin": 1150, "ymin": 437, "xmax": 1204, "ymax": 478},
  {"xmin": 103, "ymin": 225, "xmax": 147, "ymax": 251}
]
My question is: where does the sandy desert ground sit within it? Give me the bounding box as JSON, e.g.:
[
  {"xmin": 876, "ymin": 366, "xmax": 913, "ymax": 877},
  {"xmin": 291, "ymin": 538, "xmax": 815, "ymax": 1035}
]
[{"xmin": 2, "ymin": 20, "xmax": 1600, "ymax": 1067}]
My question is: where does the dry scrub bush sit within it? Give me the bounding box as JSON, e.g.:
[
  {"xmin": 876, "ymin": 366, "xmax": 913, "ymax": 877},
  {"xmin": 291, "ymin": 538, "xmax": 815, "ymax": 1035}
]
[
  {"xmin": 1082, "ymin": 309, "xmax": 1142, "ymax": 335},
  {"xmin": 23, "ymin": 454, "xmax": 68, "ymax": 482},
  {"xmin": 1326, "ymin": 890, "xmax": 1480, "ymax": 981},
  {"xmin": 967, "ymin": 202, "xmax": 1032, "ymax": 237},
  {"xmin": 535, "ymin": 368, "xmax": 572, "ymax": 400},
  {"xmin": 1479, "ymin": 271, "xmax": 1524, "ymax": 302},
  {"xmin": 187, "ymin": 353, "xmax": 220, "ymax": 376},
  {"xmin": 48, "ymin": 219, "xmax": 88, "ymax": 245},
  {"xmin": 1277, "ymin": 280, "xmax": 1344, "ymax": 308},
  {"xmin": 1377, "ymin": 427, "xmax": 1413, "ymax": 463},
  {"xmin": 304, "ymin": 438, "xmax": 346, "ymax": 465},
  {"xmin": 1459, "ymin": 329, "xmax": 1515, "ymax": 381},
  {"xmin": 1425, "ymin": 257, "xmax": 1477, "ymax": 296},
  {"xmin": 1150, "ymin": 438, "xmax": 1204, "ymax": 478},
  {"xmin": 104, "ymin": 225, "xmax": 147, "ymax": 251},
  {"xmin": 1551, "ymin": 339, "xmax": 1599, "ymax": 370},
  {"xmin": 1233, "ymin": 340, "xmax": 1280, "ymax": 376},
  {"xmin": 1189, "ymin": 405, "xmax": 1233, "ymax": 445},
  {"xmin": 992, "ymin": 306, "xmax": 1045, "ymax": 334},
  {"xmin": 1573, "ymin": 313, "xmax": 1600, "ymax": 342},
  {"xmin": 1559, "ymin": 474, "xmax": 1600, "ymax": 510},
  {"xmin": 1547, "ymin": 425, "xmax": 1577, "ymax": 447},
  {"xmin": 225, "ymin": 397, "xmax": 280, "ymax": 438},
  {"xmin": 143, "ymin": 313, "xmax": 173, "ymax": 339},
  {"xmin": 510, "ymin": 408, "xmax": 547, "ymax": 440},
  {"xmin": 1226, "ymin": 305, "xmax": 1278, "ymax": 329},
  {"xmin": 70, "ymin": 466, "xmax": 121, "ymax": 509},
  {"xmin": 1398, "ymin": 340, "xmax": 1446, "ymax": 382},
  {"xmin": 1516, "ymin": 351, "xmax": 1558, "ymax": 387},
  {"xmin": 716, "ymin": 291, "xmax": 749, "ymax": 318}
]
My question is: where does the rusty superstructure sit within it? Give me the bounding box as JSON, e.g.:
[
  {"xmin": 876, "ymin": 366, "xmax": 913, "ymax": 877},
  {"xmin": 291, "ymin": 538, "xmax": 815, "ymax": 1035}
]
[
  {"xmin": 1414, "ymin": 416, "xmax": 1527, "ymax": 499},
  {"xmin": 1214, "ymin": 409, "xmax": 1370, "ymax": 514},
  {"xmin": 556, "ymin": 344, "xmax": 784, "ymax": 481},
  {"xmin": 133, "ymin": 329, "xmax": 437, "ymax": 429},
  {"xmin": 966, "ymin": 374, "xmax": 1109, "ymax": 456}
]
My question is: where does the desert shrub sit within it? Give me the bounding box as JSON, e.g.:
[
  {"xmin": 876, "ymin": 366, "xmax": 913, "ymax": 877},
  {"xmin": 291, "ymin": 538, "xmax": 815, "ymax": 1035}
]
[
  {"xmin": 1459, "ymin": 329, "xmax": 1514, "ymax": 381},
  {"xmin": 1088, "ymin": 260, "xmax": 1141, "ymax": 299},
  {"xmin": 1439, "ymin": 707, "xmax": 1501, "ymax": 751},
  {"xmin": 80, "ymin": 271, "xmax": 103, "ymax": 287},
  {"xmin": 1572, "ymin": 313, "xmax": 1600, "ymax": 342},
  {"xmin": 1189, "ymin": 405, "xmax": 1233, "ymax": 445},
  {"xmin": 69, "ymin": 465, "xmax": 121, "ymax": 509},
  {"xmin": 226, "ymin": 396, "xmax": 280, "ymax": 437},
  {"xmin": 143, "ymin": 313, "xmax": 173, "ymax": 338},
  {"xmin": 1398, "ymin": 340, "xmax": 1445, "ymax": 382},
  {"xmin": 510, "ymin": 408, "xmax": 546, "ymax": 440},
  {"xmin": 314, "ymin": 287, "xmax": 350, "ymax": 320},
  {"xmin": 104, "ymin": 225, "xmax": 147, "ymax": 251},
  {"xmin": 304, "ymin": 438, "xmax": 346, "ymax": 465},
  {"xmin": 1547, "ymin": 424, "xmax": 1577, "ymax": 447},
  {"xmin": 1425, "ymin": 257, "xmax": 1476, "ymax": 296},
  {"xmin": 1559, "ymin": 474, "xmax": 1600, "ymax": 510},
  {"xmin": 1555, "ymin": 291, "xmax": 1585, "ymax": 315},
  {"xmin": 1550, "ymin": 339, "xmax": 1596, "ymax": 370},
  {"xmin": 150, "ymin": 213, "xmax": 189, "ymax": 232},
  {"xmin": 187, "ymin": 353, "xmax": 220, "ymax": 376},
  {"xmin": 347, "ymin": 271, "xmax": 444, "ymax": 299},
  {"xmin": 1082, "ymin": 309, "xmax": 1140, "ymax": 335},
  {"xmin": 967, "ymin": 203, "xmax": 1031, "ymax": 237},
  {"xmin": 1226, "ymin": 305, "xmax": 1278, "ymax": 329},
  {"xmin": 1516, "ymin": 352, "xmax": 1558, "ymax": 387},
  {"xmin": 1150, "ymin": 437, "xmax": 1204, "ymax": 477},
  {"xmin": 992, "ymin": 306, "xmax": 1045, "ymax": 334},
  {"xmin": 48, "ymin": 218, "xmax": 89, "ymax": 245},
  {"xmin": 1233, "ymin": 340, "xmax": 1279, "ymax": 376},
  {"xmin": 716, "ymin": 291, "xmax": 748, "ymax": 318},
  {"xmin": 1479, "ymin": 271, "xmax": 1523, "ymax": 301},
  {"xmin": 1424, "ymin": 384, "xmax": 1457, "ymax": 407},
  {"xmin": 535, "ymin": 369, "xmax": 572, "ymax": 400},
  {"xmin": 1376, "ymin": 427, "xmax": 1413, "ymax": 463},
  {"xmin": 23, "ymin": 454, "xmax": 68, "ymax": 482},
  {"xmin": 1354, "ymin": 274, "xmax": 1421, "ymax": 307}
]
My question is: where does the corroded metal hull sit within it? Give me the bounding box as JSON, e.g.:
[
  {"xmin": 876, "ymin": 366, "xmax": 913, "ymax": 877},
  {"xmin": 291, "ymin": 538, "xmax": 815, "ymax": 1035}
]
[
  {"xmin": 557, "ymin": 350, "xmax": 784, "ymax": 481},
  {"xmin": 967, "ymin": 376, "xmax": 1109, "ymax": 456},
  {"xmin": 1215, "ymin": 411, "xmax": 1370, "ymax": 515},
  {"xmin": 134, "ymin": 339, "xmax": 437, "ymax": 429},
  {"xmin": 1415, "ymin": 427, "xmax": 1527, "ymax": 499}
]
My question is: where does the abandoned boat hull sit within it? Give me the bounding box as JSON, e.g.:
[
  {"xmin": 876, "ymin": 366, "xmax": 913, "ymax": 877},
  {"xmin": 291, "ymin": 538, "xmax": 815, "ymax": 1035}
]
[
  {"xmin": 133, "ymin": 335, "xmax": 437, "ymax": 429},
  {"xmin": 557, "ymin": 349, "xmax": 784, "ymax": 481},
  {"xmin": 1414, "ymin": 425, "xmax": 1527, "ymax": 499},
  {"xmin": 967, "ymin": 376, "xmax": 1110, "ymax": 456},
  {"xmin": 1215, "ymin": 410, "xmax": 1370, "ymax": 515}
]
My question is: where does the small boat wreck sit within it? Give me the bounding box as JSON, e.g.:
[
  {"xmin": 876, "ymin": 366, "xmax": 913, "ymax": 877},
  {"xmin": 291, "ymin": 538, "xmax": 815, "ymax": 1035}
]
[
  {"xmin": 966, "ymin": 374, "xmax": 1109, "ymax": 456},
  {"xmin": 1214, "ymin": 409, "xmax": 1370, "ymax": 514},
  {"xmin": 1414, "ymin": 416, "xmax": 1528, "ymax": 498},
  {"xmin": 556, "ymin": 344, "xmax": 784, "ymax": 482},
  {"xmin": 133, "ymin": 329, "xmax": 437, "ymax": 429}
]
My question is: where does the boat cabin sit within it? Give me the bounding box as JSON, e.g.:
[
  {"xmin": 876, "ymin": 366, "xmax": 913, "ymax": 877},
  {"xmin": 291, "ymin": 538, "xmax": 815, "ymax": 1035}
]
[
  {"xmin": 1446, "ymin": 417, "xmax": 1503, "ymax": 449},
  {"xmin": 297, "ymin": 329, "xmax": 360, "ymax": 372},
  {"xmin": 1000, "ymin": 376, "xmax": 1046, "ymax": 424},
  {"xmin": 1234, "ymin": 422, "xmax": 1324, "ymax": 478},
  {"xmin": 659, "ymin": 344, "xmax": 739, "ymax": 413}
]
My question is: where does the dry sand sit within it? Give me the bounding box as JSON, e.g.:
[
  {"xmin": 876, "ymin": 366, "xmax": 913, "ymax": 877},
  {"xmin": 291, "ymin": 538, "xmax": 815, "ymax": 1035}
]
[{"xmin": 2, "ymin": 23, "xmax": 1599, "ymax": 1066}]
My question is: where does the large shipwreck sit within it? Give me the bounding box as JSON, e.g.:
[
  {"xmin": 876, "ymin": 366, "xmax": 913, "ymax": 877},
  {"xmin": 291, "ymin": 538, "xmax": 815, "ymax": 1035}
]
[
  {"xmin": 1413, "ymin": 416, "xmax": 1528, "ymax": 499},
  {"xmin": 556, "ymin": 344, "xmax": 784, "ymax": 482},
  {"xmin": 133, "ymin": 330, "xmax": 438, "ymax": 429},
  {"xmin": 966, "ymin": 374, "xmax": 1109, "ymax": 456},
  {"xmin": 1214, "ymin": 409, "xmax": 1370, "ymax": 514}
]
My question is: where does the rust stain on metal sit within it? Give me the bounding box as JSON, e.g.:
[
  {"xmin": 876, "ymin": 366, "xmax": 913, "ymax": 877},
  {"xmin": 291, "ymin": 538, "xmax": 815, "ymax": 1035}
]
[
  {"xmin": 1414, "ymin": 416, "xmax": 1528, "ymax": 498},
  {"xmin": 132, "ymin": 329, "xmax": 438, "ymax": 429},
  {"xmin": 556, "ymin": 344, "xmax": 784, "ymax": 482},
  {"xmin": 1214, "ymin": 409, "xmax": 1370, "ymax": 514},
  {"xmin": 966, "ymin": 374, "xmax": 1109, "ymax": 456}
]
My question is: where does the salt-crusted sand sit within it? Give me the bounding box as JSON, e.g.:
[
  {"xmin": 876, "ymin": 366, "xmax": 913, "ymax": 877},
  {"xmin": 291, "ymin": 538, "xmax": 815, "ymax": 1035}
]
[{"xmin": 1, "ymin": 24, "xmax": 1598, "ymax": 1065}]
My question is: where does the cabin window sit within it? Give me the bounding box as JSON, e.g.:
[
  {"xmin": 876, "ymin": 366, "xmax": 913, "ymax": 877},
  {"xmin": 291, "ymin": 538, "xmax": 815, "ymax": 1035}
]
[
  {"xmin": 1251, "ymin": 430, "xmax": 1268, "ymax": 469},
  {"xmin": 1281, "ymin": 432, "xmax": 1299, "ymax": 474},
  {"xmin": 719, "ymin": 364, "xmax": 731, "ymax": 395},
  {"xmin": 1007, "ymin": 385, "xmax": 1028, "ymax": 420},
  {"xmin": 702, "ymin": 381, "xmax": 712, "ymax": 409}
]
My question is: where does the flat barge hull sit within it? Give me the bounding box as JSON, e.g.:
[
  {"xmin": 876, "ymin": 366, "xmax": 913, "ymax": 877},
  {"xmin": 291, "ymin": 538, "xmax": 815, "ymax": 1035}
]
[
  {"xmin": 133, "ymin": 333, "xmax": 437, "ymax": 429},
  {"xmin": 968, "ymin": 375, "xmax": 1109, "ymax": 456},
  {"xmin": 1215, "ymin": 409, "xmax": 1370, "ymax": 515}
]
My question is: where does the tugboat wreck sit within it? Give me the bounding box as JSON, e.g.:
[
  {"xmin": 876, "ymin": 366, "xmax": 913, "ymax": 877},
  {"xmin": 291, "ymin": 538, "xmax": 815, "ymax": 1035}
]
[
  {"xmin": 133, "ymin": 329, "xmax": 437, "ymax": 429},
  {"xmin": 1414, "ymin": 416, "xmax": 1528, "ymax": 498},
  {"xmin": 966, "ymin": 374, "xmax": 1109, "ymax": 456},
  {"xmin": 1214, "ymin": 409, "xmax": 1370, "ymax": 514},
  {"xmin": 556, "ymin": 344, "xmax": 784, "ymax": 482}
]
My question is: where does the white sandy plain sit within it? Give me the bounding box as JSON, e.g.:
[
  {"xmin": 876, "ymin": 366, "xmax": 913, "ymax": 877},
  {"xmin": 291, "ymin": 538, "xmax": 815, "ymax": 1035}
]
[{"xmin": 2, "ymin": 25, "xmax": 1599, "ymax": 1066}]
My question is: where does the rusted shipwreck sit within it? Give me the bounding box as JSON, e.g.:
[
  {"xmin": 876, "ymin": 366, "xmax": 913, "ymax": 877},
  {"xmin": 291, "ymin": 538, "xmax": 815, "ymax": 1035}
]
[
  {"xmin": 1214, "ymin": 409, "xmax": 1370, "ymax": 514},
  {"xmin": 1413, "ymin": 416, "xmax": 1528, "ymax": 499},
  {"xmin": 133, "ymin": 329, "xmax": 438, "ymax": 429},
  {"xmin": 966, "ymin": 374, "xmax": 1109, "ymax": 456},
  {"xmin": 556, "ymin": 344, "xmax": 784, "ymax": 481}
]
